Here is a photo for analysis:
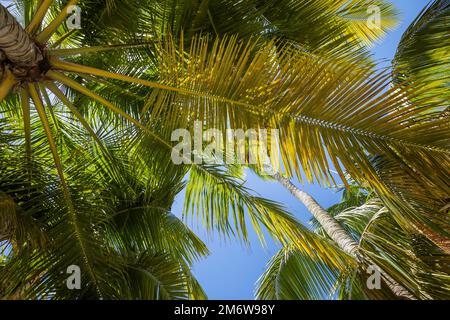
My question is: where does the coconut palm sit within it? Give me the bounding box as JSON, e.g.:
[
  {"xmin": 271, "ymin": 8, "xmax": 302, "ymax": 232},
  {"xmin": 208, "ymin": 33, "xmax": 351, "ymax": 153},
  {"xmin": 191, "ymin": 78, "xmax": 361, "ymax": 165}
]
[
  {"xmin": 0, "ymin": 0, "xmax": 448, "ymax": 299},
  {"xmin": 256, "ymin": 185, "xmax": 450, "ymax": 300},
  {"xmin": 385, "ymin": 0, "xmax": 450, "ymax": 253},
  {"xmin": 0, "ymin": 1, "xmax": 386, "ymax": 298},
  {"xmin": 271, "ymin": 173, "xmax": 416, "ymax": 299},
  {"xmin": 256, "ymin": 1, "xmax": 450, "ymax": 300}
]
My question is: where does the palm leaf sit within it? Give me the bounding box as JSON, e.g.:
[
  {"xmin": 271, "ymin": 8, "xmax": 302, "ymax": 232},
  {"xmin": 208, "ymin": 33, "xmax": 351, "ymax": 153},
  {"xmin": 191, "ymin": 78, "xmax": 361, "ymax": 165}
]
[{"xmin": 393, "ymin": 0, "xmax": 450, "ymax": 110}]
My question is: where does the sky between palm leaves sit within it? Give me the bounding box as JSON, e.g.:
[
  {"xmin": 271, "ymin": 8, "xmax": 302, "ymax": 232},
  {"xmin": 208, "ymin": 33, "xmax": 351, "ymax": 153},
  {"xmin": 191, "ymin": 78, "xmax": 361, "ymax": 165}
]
[{"xmin": 167, "ymin": 0, "xmax": 432, "ymax": 300}]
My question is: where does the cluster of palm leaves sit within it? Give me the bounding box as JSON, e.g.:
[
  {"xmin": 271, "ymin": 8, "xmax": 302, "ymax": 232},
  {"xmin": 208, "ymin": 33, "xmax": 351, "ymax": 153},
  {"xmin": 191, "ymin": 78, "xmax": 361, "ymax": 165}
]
[{"xmin": 0, "ymin": 0, "xmax": 448, "ymax": 299}]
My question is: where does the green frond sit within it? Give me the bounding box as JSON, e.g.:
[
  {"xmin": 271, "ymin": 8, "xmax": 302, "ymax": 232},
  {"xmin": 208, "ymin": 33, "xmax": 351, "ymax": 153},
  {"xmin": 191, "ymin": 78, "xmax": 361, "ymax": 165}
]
[
  {"xmin": 256, "ymin": 243, "xmax": 355, "ymax": 300},
  {"xmin": 393, "ymin": 0, "xmax": 450, "ymax": 110}
]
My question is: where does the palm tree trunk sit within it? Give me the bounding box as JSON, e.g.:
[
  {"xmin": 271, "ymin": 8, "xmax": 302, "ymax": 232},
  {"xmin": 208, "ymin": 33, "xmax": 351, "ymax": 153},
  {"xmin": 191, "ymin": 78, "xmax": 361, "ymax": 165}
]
[
  {"xmin": 273, "ymin": 173, "xmax": 416, "ymax": 300},
  {"xmin": 274, "ymin": 173, "xmax": 360, "ymax": 255},
  {"xmin": 0, "ymin": 4, "xmax": 43, "ymax": 68}
]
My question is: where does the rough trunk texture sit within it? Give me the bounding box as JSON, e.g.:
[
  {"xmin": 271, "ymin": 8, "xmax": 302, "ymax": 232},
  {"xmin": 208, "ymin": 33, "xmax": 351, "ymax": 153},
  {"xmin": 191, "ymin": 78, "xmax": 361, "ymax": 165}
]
[
  {"xmin": 0, "ymin": 4, "xmax": 42, "ymax": 67},
  {"xmin": 273, "ymin": 173, "xmax": 416, "ymax": 300}
]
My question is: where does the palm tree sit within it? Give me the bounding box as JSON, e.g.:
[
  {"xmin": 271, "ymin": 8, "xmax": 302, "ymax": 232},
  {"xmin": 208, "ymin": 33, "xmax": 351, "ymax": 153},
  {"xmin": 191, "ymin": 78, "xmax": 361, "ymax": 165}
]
[
  {"xmin": 0, "ymin": 0, "xmax": 448, "ymax": 299},
  {"xmin": 256, "ymin": 1, "xmax": 450, "ymax": 300},
  {"xmin": 1, "ymin": 0, "xmax": 385, "ymax": 298},
  {"xmin": 271, "ymin": 173, "xmax": 415, "ymax": 299},
  {"xmin": 256, "ymin": 186, "xmax": 450, "ymax": 300}
]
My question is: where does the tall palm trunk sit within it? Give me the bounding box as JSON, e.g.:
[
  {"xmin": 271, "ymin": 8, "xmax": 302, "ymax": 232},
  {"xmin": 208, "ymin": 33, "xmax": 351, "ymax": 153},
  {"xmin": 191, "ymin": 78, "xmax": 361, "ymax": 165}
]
[
  {"xmin": 0, "ymin": 4, "xmax": 42, "ymax": 68},
  {"xmin": 273, "ymin": 173, "xmax": 416, "ymax": 300},
  {"xmin": 275, "ymin": 173, "xmax": 359, "ymax": 255}
]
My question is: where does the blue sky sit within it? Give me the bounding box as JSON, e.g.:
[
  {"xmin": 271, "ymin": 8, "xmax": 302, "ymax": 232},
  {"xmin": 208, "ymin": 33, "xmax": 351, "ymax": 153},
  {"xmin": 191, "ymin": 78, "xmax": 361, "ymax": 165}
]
[{"xmin": 172, "ymin": 0, "xmax": 432, "ymax": 300}]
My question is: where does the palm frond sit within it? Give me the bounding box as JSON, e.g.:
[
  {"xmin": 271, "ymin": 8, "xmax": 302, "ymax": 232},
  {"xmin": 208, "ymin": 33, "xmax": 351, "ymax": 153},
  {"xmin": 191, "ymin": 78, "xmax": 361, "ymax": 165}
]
[
  {"xmin": 256, "ymin": 242, "xmax": 355, "ymax": 300},
  {"xmin": 393, "ymin": 0, "xmax": 450, "ymax": 110}
]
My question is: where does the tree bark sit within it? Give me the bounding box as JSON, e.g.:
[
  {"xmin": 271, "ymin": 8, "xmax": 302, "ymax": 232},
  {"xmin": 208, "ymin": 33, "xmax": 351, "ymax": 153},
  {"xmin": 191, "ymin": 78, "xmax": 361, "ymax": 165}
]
[
  {"xmin": 275, "ymin": 173, "xmax": 360, "ymax": 255},
  {"xmin": 273, "ymin": 173, "xmax": 416, "ymax": 300},
  {"xmin": 0, "ymin": 4, "xmax": 42, "ymax": 68}
]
